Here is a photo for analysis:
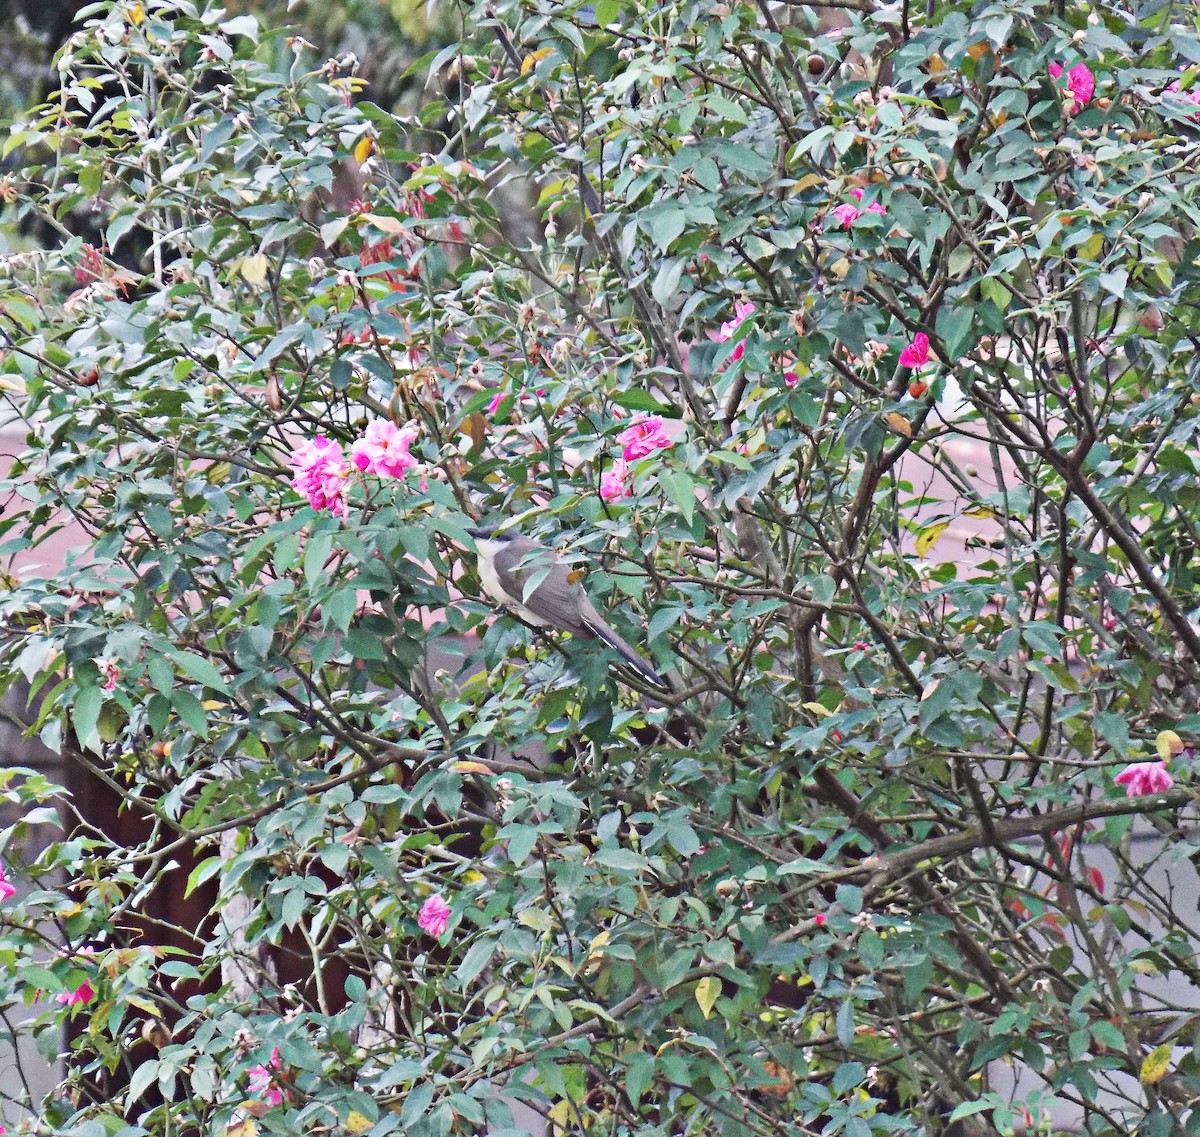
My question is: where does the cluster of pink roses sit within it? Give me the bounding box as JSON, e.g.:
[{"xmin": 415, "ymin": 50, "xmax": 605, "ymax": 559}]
[
  {"xmin": 289, "ymin": 419, "xmax": 420, "ymax": 517},
  {"xmin": 830, "ymin": 187, "xmax": 887, "ymax": 230},
  {"xmin": 599, "ymin": 415, "xmax": 676, "ymax": 502},
  {"xmin": 0, "ymin": 863, "xmax": 14, "ymax": 903},
  {"xmin": 247, "ymin": 1047, "xmax": 289, "ymax": 1107}
]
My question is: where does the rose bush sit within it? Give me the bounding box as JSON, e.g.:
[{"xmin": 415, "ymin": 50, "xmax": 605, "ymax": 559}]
[{"xmin": 3, "ymin": 0, "xmax": 1200, "ymax": 1134}]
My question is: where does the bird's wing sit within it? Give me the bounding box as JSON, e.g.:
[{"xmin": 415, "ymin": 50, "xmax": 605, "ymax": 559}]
[{"xmin": 494, "ymin": 540, "xmax": 590, "ymax": 635}]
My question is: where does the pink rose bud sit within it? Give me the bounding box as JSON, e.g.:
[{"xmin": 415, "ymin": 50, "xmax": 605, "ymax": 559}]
[{"xmin": 899, "ymin": 332, "xmax": 930, "ymax": 370}]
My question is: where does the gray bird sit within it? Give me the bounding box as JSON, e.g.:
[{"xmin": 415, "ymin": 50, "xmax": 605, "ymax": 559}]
[{"xmin": 468, "ymin": 525, "xmax": 668, "ymax": 691}]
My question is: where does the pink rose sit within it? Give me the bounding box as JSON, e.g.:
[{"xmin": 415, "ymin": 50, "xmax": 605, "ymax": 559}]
[
  {"xmin": 418, "ymin": 893, "xmax": 452, "ymax": 937},
  {"xmin": 850, "ymin": 187, "xmax": 887, "ymax": 217},
  {"xmin": 1166, "ymin": 74, "xmax": 1200, "ymax": 119},
  {"xmin": 56, "ymin": 978, "xmax": 94, "ymax": 1007},
  {"xmin": 349, "ymin": 419, "xmax": 419, "ymax": 479},
  {"xmin": 784, "ymin": 370, "xmax": 799, "ymax": 388},
  {"xmin": 899, "ymin": 332, "xmax": 930, "ymax": 370},
  {"xmin": 714, "ymin": 301, "xmax": 755, "ymax": 362},
  {"xmin": 831, "ymin": 203, "xmax": 861, "ymax": 229},
  {"xmin": 55, "ymin": 945, "xmax": 96, "ymax": 1006},
  {"xmin": 617, "ymin": 415, "xmax": 674, "ymax": 461},
  {"xmin": 1049, "ymin": 61, "xmax": 1095, "ymax": 115},
  {"xmin": 1114, "ymin": 761, "xmax": 1174, "ymax": 797},
  {"xmin": 248, "ymin": 1047, "xmax": 286, "ymax": 1107},
  {"xmin": 0, "ymin": 864, "xmax": 15, "ymax": 903},
  {"xmin": 289, "ymin": 435, "xmax": 349, "ymax": 517},
  {"xmin": 600, "ymin": 459, "xmax": 632, "ymax": 502}
]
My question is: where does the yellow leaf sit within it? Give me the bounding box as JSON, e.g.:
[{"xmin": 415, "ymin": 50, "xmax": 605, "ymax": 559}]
[
  {"xmin": 129, "ymin": 2, "xmax": 144, "ymax": 25},
  {"xmin": 1128, "ymin": 958, "xmax": 1161, "ymax": 976},
  {"xmin": 962, "ymin": 507, "xmax": 997, "ymax": 519},
  {"xmin": 353, "ymin": 135, "xmax": 376, "ymax": 165},
  {"xmin": 450, "ymin": 760, "xmax": 494, "ymax": 775},
  {"xmin": 1077, "ymin": 232, "xmax": 1104, "ymax": 262},
  {"xmin": 883, "ymin": 411, "xmax": 912, "ymax": 437},
  {"xmin": 1157, "ymin": 730, "xmax": 1184, "ymax": 760},
  {"xmin": 345, "ymin": 1109, "xmax": 373, "ymax": 1133},
  {"xmin": 238, "ymin": 254, "xmax": 268, "ymax": 287},
  {"xmin": 588, "ymin": 929, "xmax": 612, "ymax": 958},
  {"xmin": 521, "ymin": 47, "xmax": 553, "ymax": 75},
  {"xmin": 695, "ymin": 976, "xmax": 721, "ymax": 1020},
  {"xmin": 1141, "ymin": 1043, "xmax": 1173, "ymax": 1084},
  {"xmin": 915, "ymin": 521, "xmax": 950, "ymax": 558}
]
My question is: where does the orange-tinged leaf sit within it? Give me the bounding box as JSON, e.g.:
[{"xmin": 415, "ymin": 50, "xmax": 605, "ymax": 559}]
[
  {"xmin": 915, "ymin": 521, "xmax": 950, "ymax": 558},
  {"xmin": 129, "ymin": 2, "xmax": 144, "ymax": 25},
  {"xmin": 1157, "ymin": 730, "xmax": 1184, "ymax": 760},
  {"xmin": 1141, "ymin": 1043, "xmax": 1172, "ymax": 1084},
  {"xmin": 758, "ymin": 1060, "xmax": 794, "ymax": 1096},
  {"xmin": 365, "ymin": 214, "xmax": 407, "ymax": 236},
  {"xmin": 464, "ymin": 412, "xmax": 487, "ymax": 452},
  {"xmin": 883, "ymin": 411, "xmax": 912, "ymax": 437}
]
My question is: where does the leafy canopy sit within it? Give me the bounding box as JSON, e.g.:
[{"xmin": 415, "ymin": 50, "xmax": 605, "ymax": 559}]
[{"xmin": 3, "ymin": 0, "xmax": 1200, "ymax": 1135}]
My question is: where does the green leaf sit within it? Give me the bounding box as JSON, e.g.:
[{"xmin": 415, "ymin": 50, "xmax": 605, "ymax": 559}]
[
  {"xmin": 1094, "ymin": 711, "xmax": 1129, "ymax": 755},
  {"xmin": 611, "ymin": 390, "xmax": 673, "ymax": 414},
  {"xmin": 593, "ymin": 0, "xmax": 621, "ymax": 24},
  {"xmin": 163, "ymin": 648, "xmax": 229, "ymax": 693},
  {"xmin": 72, "ymin": 686, "xmax": 103, "ymax": 753},
  {"xmin": 643, "ymin": 207, "xmax": 686, "ymax": 252},
  {"xmin": 835, "ymin": 1000, "xmax": 856, "ymax": 1047},
  {"xmin": 172, "ymin": 689, "xmax": 208, "ymax": 738},
  {"xmin": 625, "ymin": 1051, "xmax": 654, "ymax": 1105},
  {"xmin": 657, "ymin": 468, "xmax": 696, "ymax": 525}
]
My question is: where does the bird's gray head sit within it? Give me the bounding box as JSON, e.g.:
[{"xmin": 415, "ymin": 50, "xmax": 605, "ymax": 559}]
[{"xmin": 466, "ymin": 521, "xmax": 510, "ymax": 540}]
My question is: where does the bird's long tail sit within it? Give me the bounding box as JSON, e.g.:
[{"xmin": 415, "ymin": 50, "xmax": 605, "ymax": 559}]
[{"xmin": 583, "ymin": 616, "xmax": 670, "ymax": 691}]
